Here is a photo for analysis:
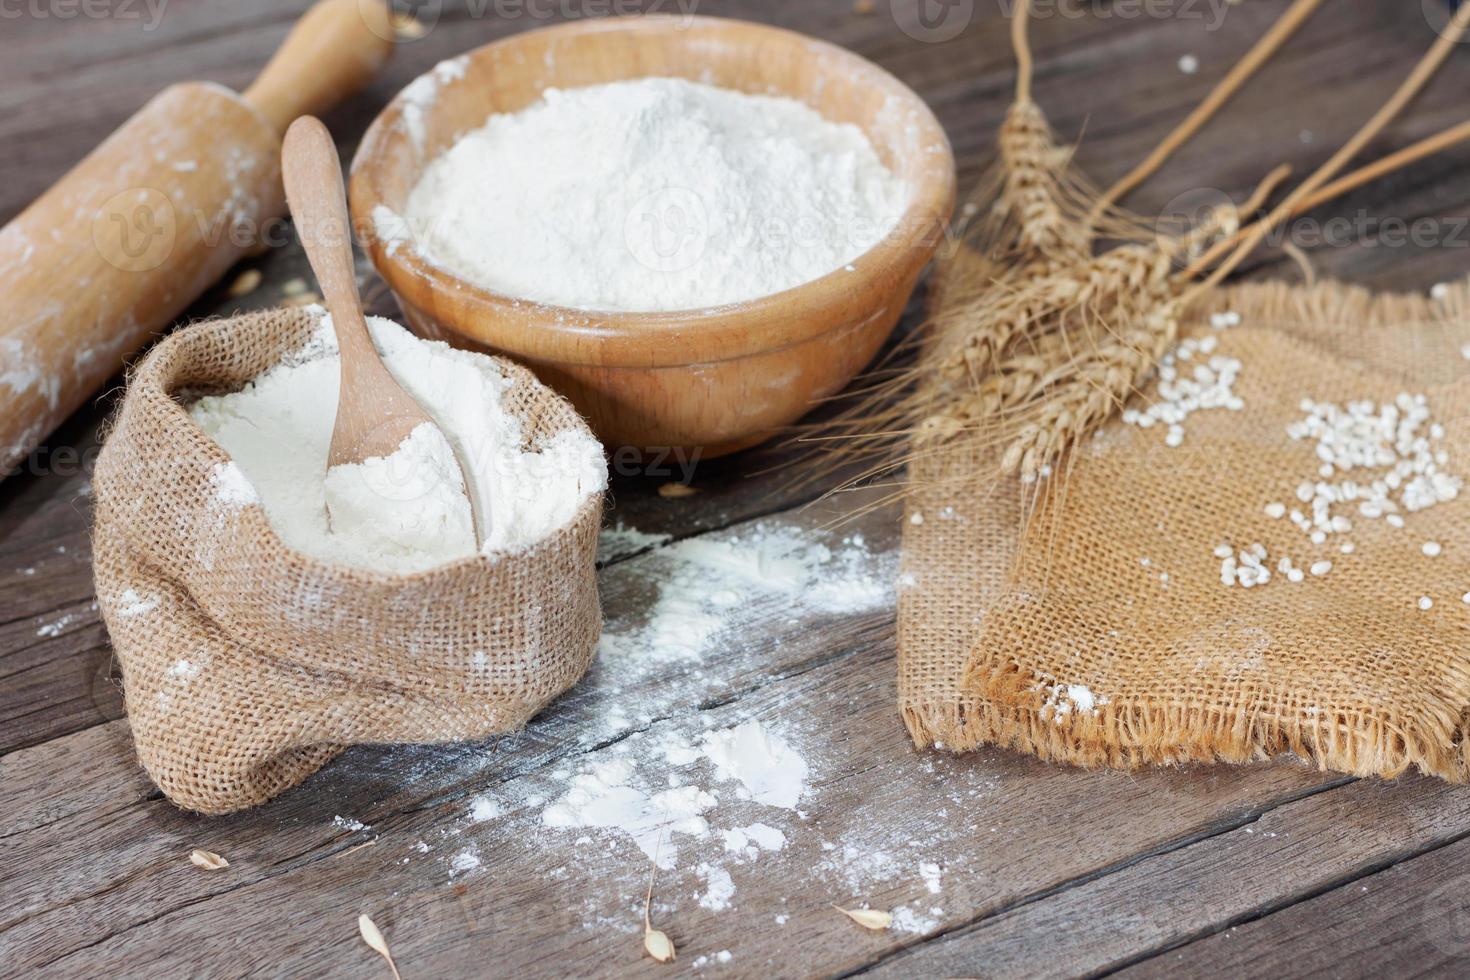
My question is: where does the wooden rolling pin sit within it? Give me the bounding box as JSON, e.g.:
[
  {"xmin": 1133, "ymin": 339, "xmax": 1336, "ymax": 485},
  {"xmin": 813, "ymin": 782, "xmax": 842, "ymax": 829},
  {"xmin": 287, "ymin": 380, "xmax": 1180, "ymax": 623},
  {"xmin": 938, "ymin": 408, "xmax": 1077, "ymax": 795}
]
[{"xmin": 0, "ymin": 0, "xmax": 393, "ymax": 481}]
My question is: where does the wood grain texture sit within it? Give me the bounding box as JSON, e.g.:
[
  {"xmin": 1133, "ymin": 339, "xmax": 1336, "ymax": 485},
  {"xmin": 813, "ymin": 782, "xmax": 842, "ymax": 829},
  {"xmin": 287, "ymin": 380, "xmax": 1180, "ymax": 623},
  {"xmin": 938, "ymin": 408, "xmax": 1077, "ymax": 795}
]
[
  {"xmin": 2, "ymin": 1, "xmax": 1468, "ymax": 977},
  {"xmin": 857, "ymin": 774, "xmax": 1470, "ymax": 978},
  {"xmin": 1119, "ymin": 830, "xmax": 1470, "ymax": 977}
]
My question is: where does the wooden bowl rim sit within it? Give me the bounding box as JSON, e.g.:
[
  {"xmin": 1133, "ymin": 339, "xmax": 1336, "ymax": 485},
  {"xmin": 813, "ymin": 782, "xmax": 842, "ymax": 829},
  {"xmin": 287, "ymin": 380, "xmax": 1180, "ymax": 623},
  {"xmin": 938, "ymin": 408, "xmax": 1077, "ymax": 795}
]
[{"xmin": 349, "ymin": 14, "xmax": 956, "ymax": 366}]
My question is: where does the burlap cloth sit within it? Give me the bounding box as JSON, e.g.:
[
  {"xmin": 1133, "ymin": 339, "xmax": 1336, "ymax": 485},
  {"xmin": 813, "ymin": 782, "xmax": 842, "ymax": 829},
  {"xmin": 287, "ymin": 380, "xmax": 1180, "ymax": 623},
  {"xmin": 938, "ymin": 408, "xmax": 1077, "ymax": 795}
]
[
  {"xmin": 900, "ymin": 271, "xmax": 1470, "ymax": 781},
  {"xmin": 93, "ymin": 309, "xmax": 603, "ymax": 814}
]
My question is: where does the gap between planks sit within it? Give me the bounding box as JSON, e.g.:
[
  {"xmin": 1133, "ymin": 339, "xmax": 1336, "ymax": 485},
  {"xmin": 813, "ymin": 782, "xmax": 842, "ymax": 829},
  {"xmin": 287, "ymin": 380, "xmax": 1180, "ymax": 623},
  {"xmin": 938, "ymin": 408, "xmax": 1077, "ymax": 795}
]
[{"xmin": 1107, "ymin": 812, "xmax": 1470, "ymax": 976}]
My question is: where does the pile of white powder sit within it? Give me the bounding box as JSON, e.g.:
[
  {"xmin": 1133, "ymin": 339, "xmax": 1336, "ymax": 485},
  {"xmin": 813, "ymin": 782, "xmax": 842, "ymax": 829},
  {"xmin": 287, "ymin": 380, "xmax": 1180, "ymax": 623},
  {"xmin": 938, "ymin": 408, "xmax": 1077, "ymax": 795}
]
[
  {"xmin": 385, "ymin": 77, "xmax": 911, "ymax": 312},
  {"xmin": 189, "ymin": 309, "xmax": 606, "ymax": 574}
]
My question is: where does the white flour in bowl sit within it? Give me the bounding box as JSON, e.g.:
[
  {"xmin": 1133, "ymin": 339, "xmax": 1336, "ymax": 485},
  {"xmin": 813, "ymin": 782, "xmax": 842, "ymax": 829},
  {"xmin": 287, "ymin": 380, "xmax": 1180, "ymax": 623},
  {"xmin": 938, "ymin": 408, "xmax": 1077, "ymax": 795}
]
[
  {"xmin": 389, "ymin": 77, "xmax": 910, "ymax": 312},
  {"xmin": 189, "ymin": 308, "xmax": 606, "ymax": 574}
]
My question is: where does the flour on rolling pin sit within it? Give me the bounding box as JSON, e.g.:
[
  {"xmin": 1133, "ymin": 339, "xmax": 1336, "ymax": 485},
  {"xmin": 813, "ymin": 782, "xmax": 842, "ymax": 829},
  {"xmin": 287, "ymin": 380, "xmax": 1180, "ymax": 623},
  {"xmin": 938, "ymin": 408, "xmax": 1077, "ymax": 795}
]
[
  {"xmin": 189, "ymin": 309, "xmax": 606, "ymax": 574},
  {"xmin": 0, "ymin": 0, "xmax": 393, "ymax": 482},
  {"xmin": 0, "ymin": 83, "xmax": 283, "ymax": 476}
]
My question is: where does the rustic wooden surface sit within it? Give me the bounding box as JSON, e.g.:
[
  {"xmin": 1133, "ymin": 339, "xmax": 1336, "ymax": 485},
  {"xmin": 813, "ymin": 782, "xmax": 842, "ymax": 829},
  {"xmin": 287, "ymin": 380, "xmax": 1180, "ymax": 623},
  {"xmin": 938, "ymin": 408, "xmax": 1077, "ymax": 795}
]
[{"xmin": 4, "ymin": 1, "xmax": 1470, "ymax": 977}]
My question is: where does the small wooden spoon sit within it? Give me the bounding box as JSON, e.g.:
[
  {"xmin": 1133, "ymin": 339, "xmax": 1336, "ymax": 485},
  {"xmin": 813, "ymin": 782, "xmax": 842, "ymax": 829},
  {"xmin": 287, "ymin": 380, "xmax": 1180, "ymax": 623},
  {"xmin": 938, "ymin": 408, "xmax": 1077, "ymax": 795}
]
[{"xmin": 281, "ymin": 116, "xmax": 484, "ymax": 545}]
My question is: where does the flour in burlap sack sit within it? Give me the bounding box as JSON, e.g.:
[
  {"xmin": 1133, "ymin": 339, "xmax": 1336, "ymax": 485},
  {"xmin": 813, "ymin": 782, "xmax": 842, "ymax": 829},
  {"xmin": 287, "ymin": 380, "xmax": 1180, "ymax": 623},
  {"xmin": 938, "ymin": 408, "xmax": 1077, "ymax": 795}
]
[{"xmin": 93, "ymin": 308, "xmax": 605, "ymax": 814}]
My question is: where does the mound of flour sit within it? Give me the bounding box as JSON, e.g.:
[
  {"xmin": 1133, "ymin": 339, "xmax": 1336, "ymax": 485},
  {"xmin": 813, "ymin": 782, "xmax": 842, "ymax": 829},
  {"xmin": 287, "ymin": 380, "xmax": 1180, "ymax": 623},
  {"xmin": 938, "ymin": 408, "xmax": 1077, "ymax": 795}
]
[
  {"xmin": 189, "ymin": 310, "xmax": 606, "ymax": 574},
  {"xmin": 390, "ymin": 77, "xmax": 910, "ymax": 312}
]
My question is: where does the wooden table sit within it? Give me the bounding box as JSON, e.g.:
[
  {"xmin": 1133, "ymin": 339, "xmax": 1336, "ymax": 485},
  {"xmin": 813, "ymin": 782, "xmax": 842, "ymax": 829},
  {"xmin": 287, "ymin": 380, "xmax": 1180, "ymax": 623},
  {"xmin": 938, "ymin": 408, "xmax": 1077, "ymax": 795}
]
[{"xmin": 5, "ymin": 2, "xmax": 1470, "ymax": 976}]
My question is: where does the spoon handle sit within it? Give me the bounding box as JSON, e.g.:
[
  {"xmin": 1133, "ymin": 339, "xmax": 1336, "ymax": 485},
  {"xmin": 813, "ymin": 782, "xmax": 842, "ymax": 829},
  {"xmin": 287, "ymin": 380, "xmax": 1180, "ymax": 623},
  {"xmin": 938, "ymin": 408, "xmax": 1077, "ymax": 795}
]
[
  {"xmin": 281, "ymin": 116, "xmax": 384, "ymax": 401},
  {"xmin": 281, "ymin": 115, "xmax": 488, "ymax": 547}
]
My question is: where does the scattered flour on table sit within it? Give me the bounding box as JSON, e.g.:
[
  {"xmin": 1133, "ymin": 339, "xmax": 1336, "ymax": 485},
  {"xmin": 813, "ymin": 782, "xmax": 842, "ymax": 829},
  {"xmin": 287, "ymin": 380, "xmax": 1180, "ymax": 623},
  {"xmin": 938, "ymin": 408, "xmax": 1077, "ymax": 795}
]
[
  {"xmin": 449, "ymin": 848, "xmax": 481, "ymax": 875},
  {"xmin": 36, "ymin": 614, "xmax": 77, "ymax": 638},
  {"xmin": 692, "ymin": 951, "xmax": 734, "ymax": 968},
  {"xmin": 189, "ymin": 310, "xmax": 605, "ymax": 574},
  {"xmin": 391, "ymin": 77, "xmax": 910, "ymax": 312},
  {"xmin": 468, "ymin": 796, "xmax": 501, "ymax": 822},
  {"xmin": 890, "ymin": 905, "xmax": 941, "ymax": 934},
  {"xmin": 597, "ymin": 522, "xmax": 672, "ymax": 565},
  {"xmin": 696, "ymin": 864, "xmax": 736, "ymax": 911},
  {"xmin": 596, "ymin": 525, "xmax": 891, "ymax": 673},
  {"xmin": 387, "ymin": 517, "xmax": 976, "ymax": 936},
  {"xmin": 702, "ymin": 720, "xmax": 809, "ymax": 809},
  {"xmin": 540, "ymin": 719, "xmax": 808, "ymax": 877},
  {"xmin": 722, "ymin": 823, "xmax": 786, "ymax": 859},
  {"xmin": 541, "ymin": 755, "xmax": 717, "ymax": 869}
]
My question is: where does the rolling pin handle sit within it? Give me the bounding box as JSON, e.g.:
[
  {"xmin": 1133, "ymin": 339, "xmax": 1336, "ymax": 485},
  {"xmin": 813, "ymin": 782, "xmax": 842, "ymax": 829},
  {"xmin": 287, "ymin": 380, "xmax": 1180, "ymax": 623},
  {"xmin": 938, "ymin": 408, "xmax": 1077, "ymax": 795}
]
[{"xmin": 242, "ymin": 0, "xmax": 395, "ymax": 134}]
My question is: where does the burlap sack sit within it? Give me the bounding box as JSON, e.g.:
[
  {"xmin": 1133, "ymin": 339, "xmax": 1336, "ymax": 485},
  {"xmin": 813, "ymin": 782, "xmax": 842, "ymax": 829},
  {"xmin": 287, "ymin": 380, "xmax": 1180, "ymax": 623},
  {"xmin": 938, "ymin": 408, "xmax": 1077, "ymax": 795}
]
[
  {"xmin": 93, "ymin": 309, "xmax": 603, "ymax": 814},
  {"xmin": 900, "ymin": 271, "xmax": 1470, "ymax": 781}
]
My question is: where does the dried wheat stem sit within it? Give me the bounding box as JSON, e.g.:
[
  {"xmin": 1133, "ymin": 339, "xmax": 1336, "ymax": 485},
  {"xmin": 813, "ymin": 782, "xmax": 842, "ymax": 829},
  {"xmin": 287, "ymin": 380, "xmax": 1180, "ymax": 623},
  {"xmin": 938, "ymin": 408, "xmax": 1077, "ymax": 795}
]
[
  {"xmin": 1296, "ymin": 120, "xmax": 1470, "ymax": 217},
  {"xmin": 1238, "ymin": 163, "xmax": 1294, "ymax": 217},
  {"xmin": 1187, "ymin": 2, "xmax": 1470, "ymax": 299},
  {"xmin": 1182, "ymin": 120, "xmax": 1470, "ymax": 281},
  {"xmin": 1012, "ymin": 0, "xmax": 1034, "ymax": 104},
  {"xmin": 1089, "ymin": 0, "xmax": 1324, "ymax": 225}
]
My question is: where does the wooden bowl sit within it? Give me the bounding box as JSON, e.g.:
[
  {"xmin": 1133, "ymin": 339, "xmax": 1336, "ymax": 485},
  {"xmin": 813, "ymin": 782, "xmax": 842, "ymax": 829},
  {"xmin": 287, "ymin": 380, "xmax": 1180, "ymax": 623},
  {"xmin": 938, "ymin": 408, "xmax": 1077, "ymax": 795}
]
[{"xmin": 349, "ymin": 15, "xmax": 955, "ymax": 458}]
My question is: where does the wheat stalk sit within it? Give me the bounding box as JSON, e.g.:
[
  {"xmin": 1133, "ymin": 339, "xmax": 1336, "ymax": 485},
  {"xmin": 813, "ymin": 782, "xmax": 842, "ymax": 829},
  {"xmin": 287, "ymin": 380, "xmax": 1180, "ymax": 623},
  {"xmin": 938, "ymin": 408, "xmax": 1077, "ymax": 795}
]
[
  {"xmin": 1003, "ymin": 299, "xmax": 1181, "ymax": 482},
  {"xmin": 789, "ymin": 0, "xmax": 1467, "ymax": 519}
]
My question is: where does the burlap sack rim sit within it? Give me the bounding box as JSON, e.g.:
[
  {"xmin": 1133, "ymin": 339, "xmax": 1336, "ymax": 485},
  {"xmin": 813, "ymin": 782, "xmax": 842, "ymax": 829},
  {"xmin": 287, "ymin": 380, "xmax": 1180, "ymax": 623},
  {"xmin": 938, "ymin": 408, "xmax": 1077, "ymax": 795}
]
[
  {"xmin": 901, "ymin": 275, "xmax": 1470, "ymax": 783},
  {"xmin": 101, "ymin": 310, "xmax": 606, "ymax": 691},
  {"xmin": 130, "ymin": 314, "xmax": 605, "ymax": 588}
]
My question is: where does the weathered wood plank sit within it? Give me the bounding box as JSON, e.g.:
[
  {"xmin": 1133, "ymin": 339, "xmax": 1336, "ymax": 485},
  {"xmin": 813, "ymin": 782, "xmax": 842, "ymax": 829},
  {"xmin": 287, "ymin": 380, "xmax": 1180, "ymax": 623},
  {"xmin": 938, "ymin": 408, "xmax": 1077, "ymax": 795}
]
[
  {"xmin": 855, "ymin": 773, "xmax": 1470, "ymax": 979},
  {"xmin": 0, "ymin": 491, "xmax": 901, "ymax": 969},
  {"xmin": 0, "ymin": 409, "xmax": 113, "ymax": 752},
  {"xmin": 1, "ymin": 720, "xmax": 153, "ymax": 841},
  {"xmin": 1119, "ymin": 831, "xmax": 1470, "ymax": 978},
  {"xmin": 0, "ymin": 491, "xmax": 1343, "ymax": 977},
  {"xmin": 12, "ymin": 638, "xmax": 1343, "ymax": 979}
]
